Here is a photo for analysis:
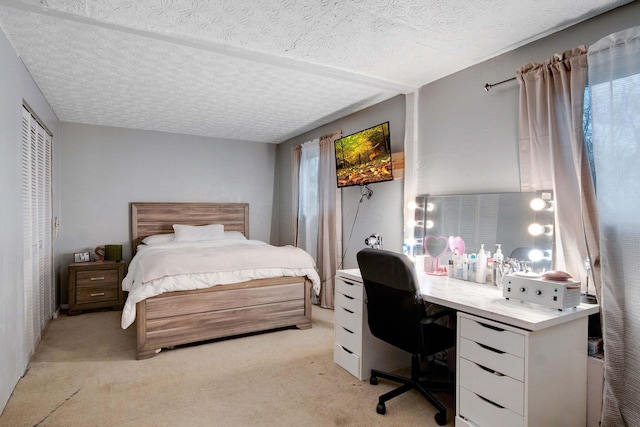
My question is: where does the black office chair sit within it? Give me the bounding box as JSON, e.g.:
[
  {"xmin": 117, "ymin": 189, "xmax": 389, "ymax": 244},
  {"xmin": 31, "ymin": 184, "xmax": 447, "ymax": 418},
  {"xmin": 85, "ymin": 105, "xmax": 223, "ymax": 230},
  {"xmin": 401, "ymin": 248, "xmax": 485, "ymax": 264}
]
[{"xmin": 357, "ymin": 248, "xmax": 456, "ymax": 426}]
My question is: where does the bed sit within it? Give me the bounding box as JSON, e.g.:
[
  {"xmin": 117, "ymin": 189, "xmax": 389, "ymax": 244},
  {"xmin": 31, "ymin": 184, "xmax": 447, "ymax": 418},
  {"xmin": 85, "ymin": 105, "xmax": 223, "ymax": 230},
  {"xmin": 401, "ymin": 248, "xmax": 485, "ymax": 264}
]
[{"xmin": 125, "ymin": 202, "xmax": 317, "ymax": 360}]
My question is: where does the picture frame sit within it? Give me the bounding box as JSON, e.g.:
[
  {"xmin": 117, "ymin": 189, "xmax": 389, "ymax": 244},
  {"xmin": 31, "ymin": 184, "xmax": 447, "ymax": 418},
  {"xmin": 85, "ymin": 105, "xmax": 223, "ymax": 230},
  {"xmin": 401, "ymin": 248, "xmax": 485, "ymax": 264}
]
[{"xmin": 73, "ymin": 251, "xmax": 91, "ymax": 263}]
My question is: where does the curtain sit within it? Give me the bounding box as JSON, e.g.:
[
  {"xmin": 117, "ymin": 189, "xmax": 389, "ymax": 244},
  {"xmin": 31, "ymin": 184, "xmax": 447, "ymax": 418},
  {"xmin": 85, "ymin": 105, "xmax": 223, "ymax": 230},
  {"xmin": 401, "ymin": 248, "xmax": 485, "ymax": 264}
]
[
  {"xmin": 588, "ymin": 26, "xmax": 640, "ymax": 427},
  {"xmin": 296, "ymin": 139, "xmax": 320, "ymax": 263},
  {"xmin": 317, "ymin": 130, "xmax": 342, "ymax": 309},
  {"xmin": 517, "ymin": 47, "xmax": 601, "ymax": 298},
  {"xmin": 291, "ymin": 130, "xmax": 342, "ymax": 308}
]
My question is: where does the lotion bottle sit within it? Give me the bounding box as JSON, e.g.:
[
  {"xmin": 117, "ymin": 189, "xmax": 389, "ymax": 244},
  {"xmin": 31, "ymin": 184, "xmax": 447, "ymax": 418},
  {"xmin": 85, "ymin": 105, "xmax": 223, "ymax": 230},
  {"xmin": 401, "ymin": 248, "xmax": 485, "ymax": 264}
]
[{"xmin": 476, "ymin": 244, "xmax": 487, "ymax": 284}]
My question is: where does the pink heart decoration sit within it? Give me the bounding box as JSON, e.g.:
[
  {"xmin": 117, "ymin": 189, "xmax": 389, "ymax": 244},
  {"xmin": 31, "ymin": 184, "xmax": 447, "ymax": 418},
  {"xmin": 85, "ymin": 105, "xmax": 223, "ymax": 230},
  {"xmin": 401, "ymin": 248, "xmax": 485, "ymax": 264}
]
[{"xmin": 448, "ymin": 236, "xmax": 466, "ymax": 255}]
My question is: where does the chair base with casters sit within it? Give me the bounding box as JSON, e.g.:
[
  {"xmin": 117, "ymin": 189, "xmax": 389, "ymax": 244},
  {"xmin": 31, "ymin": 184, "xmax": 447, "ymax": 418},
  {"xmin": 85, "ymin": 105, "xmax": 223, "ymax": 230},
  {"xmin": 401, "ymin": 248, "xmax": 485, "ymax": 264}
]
[{"xmin": 369, "ymin": 351, "xmax": 453, "ymax": 425}]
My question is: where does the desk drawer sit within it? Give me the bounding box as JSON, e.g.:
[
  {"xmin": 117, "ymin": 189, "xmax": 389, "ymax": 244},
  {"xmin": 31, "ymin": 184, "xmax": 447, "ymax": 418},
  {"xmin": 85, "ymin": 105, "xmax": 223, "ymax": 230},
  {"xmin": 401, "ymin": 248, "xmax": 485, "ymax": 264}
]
[
  {"xmin": 459, "ymin": 337, "xmax": 524, "ymax": 382},
  {"xmin": 335, "ymin": 305, "xmax": 362, "ymax": 336},
  {"xmin": 336, "ymin": 278, "xmax": 363, "ymax": 300},
  {"xmin": 334, "ymin": 324, "xmax": 362, "ymax": 355},
  {"xmin": 459, "ymin": 315, "xmax": 525, "ymax": 358},
  {"xmin": 459, "ymin": 358, "xmax": 524, "ymax": 415},
  {"xmin": 336, "ymin": 291, "xmax": 362, "ymax": 315},
  {"xmin": 459, "ymin": 386, "xmax": 524, "ymax": 427},
  {"xmin": 334, "ymin": 343, "xmax": 360, "ymax": 378}
]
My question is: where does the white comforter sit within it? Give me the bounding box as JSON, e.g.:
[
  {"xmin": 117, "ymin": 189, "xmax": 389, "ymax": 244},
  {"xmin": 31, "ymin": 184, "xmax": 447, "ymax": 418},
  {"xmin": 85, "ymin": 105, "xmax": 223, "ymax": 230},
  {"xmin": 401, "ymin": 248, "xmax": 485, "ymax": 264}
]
[{"xmin": 121, "ymin": 239, "xmax": 320, "ymax": 329}]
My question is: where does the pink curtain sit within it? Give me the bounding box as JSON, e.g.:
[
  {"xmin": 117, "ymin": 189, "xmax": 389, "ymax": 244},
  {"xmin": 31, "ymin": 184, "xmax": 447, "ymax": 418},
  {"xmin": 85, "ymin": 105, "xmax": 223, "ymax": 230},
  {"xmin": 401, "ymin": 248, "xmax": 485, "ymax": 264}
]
[{"xmin": 517, "ymin": 46, "xmax": 601, "ymax": 300}]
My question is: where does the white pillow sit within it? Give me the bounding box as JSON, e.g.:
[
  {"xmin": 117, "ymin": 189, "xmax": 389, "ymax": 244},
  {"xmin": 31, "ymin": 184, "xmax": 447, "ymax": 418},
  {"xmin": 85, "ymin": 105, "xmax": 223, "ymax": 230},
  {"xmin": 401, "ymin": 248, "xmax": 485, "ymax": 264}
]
[
  {"xmin": 224, "ymin": 231, "xmax": 247, "ymax": 240},
  {"xmin": 173, "ymin": 223, "xmax": 225, "ymax": 242},
  {"xmin": 142, "ymin": 233, "xmax": 175, "ymax": 245}
]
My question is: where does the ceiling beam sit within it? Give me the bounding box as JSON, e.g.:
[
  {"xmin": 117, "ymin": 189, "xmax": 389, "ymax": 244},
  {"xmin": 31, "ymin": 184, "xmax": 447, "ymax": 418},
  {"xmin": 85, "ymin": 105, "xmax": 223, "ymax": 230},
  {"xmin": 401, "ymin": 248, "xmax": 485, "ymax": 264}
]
[{"xmin": 0, "ymin": 0, "xmax": 416, "ymax": 93}]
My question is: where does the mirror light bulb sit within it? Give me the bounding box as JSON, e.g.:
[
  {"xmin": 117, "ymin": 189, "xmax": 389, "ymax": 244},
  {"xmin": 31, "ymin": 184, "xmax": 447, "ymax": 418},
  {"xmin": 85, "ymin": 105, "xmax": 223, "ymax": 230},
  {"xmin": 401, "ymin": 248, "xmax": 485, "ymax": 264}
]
[
  {"xmin": 408, "ymin": 201, "xmax": 417, "ymax": 210},
  {"xmin": 426, "ymin": 202, "xmax": 435, "ymax": 212},
  {"xmin": 426, "ymin": 220, "xmax": 434, "ymax": 229},
  {"xmin": 530, "ymin": 198, "xmax": 547, "ymax": 211},
  {"xmin": 407, "ymin": 219, "xmax": 416, "ymax": 228},
  {"xmin": 528, "ymin": 249, "xmax": 544, "ymax": 262},
  {"xmin": 528, "ymin": 223, "xmax": 545, "ymax": 236}
]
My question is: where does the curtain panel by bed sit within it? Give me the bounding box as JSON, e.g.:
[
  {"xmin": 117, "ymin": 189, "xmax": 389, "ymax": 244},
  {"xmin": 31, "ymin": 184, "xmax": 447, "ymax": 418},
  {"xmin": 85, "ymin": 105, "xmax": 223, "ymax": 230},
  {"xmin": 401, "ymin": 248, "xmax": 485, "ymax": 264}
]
[
  {"xmin": 517, "ymin": 46, "xmax": 601, "ymax": 299},
  {"xmin": 291, "ymin": 130, "xmax": 342, "ymax": 308},
  {"xmin": 588, "ymin": 25, "xmax": 640, "ymax": 427}
]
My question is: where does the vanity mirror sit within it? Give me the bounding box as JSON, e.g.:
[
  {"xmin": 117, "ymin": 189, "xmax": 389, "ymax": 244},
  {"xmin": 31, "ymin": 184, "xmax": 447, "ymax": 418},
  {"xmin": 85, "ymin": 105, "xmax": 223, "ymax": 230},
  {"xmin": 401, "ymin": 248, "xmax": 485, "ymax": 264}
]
[{"xmin": 413, "ymin": 191, "xmax": 554, "ymax": 272}]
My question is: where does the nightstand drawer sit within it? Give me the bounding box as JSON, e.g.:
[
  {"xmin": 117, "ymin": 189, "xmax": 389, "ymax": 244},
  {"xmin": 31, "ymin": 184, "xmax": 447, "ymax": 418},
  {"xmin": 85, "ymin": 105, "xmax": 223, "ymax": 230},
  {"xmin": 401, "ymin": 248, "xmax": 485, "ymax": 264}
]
[
  {"xmin": 336, "ymin": 278, "xmax": 363, "ymax": 300},
  {"xmin": 459, "ymin": 315, "xmax": 525, "ymax": 358},
  {"xmin": 335, "ymin": 305, "xmax": 362, "ymax": 336},
  {"xmin": 459, "ymin": 386, "xmax": 524, "ymax": 427},
  {"xmin": 459, "ymin": 357, "xmax": 524, "ymax": 415},
  {"xmin": 76, "ymin": 284, "xmax": 120, "ymax": 304},
  {"xmin": 76, "ymin": 269, "xmax": 119, "ymax": 287}
]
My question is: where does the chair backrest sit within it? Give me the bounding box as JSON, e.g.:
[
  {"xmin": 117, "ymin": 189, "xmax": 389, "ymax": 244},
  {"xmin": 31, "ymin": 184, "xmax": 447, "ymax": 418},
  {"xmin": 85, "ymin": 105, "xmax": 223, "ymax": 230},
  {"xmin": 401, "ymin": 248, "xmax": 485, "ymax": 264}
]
[{"xmin": 356, "ymin": 248, "xmax": 425, "ymax": 355}]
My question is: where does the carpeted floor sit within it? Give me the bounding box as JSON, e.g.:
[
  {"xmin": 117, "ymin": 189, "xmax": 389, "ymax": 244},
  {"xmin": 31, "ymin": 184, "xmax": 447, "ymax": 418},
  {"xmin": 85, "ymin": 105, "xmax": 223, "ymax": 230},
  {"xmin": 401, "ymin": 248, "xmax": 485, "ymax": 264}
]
[{"xmin": 0, "ymin": 305, "xmax": 454, "ymax": 426}]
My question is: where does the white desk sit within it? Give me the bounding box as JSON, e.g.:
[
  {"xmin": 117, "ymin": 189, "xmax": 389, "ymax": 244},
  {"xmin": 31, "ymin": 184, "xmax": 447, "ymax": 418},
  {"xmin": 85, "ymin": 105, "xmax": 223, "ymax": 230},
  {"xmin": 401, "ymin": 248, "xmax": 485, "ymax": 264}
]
[{"xmin": 335, "ymin": 269, "xmax": 599, "ymax": 427}]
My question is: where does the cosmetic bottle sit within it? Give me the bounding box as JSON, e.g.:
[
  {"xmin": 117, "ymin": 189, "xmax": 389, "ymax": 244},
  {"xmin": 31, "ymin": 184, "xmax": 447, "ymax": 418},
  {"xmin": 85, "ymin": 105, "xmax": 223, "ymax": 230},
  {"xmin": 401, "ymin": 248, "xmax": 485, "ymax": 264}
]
[
  {"xmin": 448, "ymin": 259, "xmax": 454, "ymax": 278},
  {"xmin": 493, "ymin": 244, "xmax": 504, "ymax": 286},
  {"xmin": 462, "ymin": 254, "xmax": 469, "ymax": 281},
  {"xmin": 476, "ymin": 244, "xmax": 487, "ymax": 284},
  {"xmin": 468, "ymin": 253, "xmax": 477, "ymax": 282},
  {"xmin": 486, "ymin": 252, "xmax": 493, "ymax": 284}
]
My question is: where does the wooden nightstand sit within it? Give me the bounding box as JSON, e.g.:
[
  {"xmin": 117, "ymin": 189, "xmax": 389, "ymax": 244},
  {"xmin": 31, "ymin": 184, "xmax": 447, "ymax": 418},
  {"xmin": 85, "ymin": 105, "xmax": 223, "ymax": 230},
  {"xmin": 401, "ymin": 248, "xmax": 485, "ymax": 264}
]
[{"xmin": 68, "ymin": 261, "xmax": 125, "ymax": 315}]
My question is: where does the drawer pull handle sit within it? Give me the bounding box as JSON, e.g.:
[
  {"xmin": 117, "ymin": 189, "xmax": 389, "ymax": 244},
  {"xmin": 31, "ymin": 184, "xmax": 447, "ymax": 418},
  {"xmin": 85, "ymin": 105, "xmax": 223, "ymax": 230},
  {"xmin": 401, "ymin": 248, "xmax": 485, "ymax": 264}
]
[
  {"xmin": 342, "ymin": 307, "xmax": 354, "ymax": 314},
  {"xmin": 343, "ymin": 294, "xmax": 354, "ymax": 300},
  {"xmin": 477, "ymin": 363, "xmax": 505, "ymax": 377},
  {"xmin": 477, "ymin": 321, "xmax": 505, "ymax": 332},
  {"xmin": 341, "ymin": 326, "xmax": 354, "ymax": 334},
  {"xmin": 343, "ymin": 280, "xmax": 356, "ymax": 286},
  {"xmin": 90, "ymin": 292, "xmax": 105, "ymax": 297},
  {"xmin": 340, "ymin": 345, "xmax": 353, "ymax": 354},
  {"xmin": 477, "ymin": 393, "xmax": 505, "ymax": 409},
  {"xmin": 90, "ymin": 277, "xmax": 105, "ymax": 281},
  {"xmin": 477, "ymin": 342, "xmax": 505, "ymax": 354}
]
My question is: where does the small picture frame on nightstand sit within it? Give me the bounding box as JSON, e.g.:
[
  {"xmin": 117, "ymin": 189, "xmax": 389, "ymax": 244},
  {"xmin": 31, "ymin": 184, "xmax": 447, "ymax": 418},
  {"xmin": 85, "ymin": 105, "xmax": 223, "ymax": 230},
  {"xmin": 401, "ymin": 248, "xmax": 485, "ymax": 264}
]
[{"xmin": 73, "ymin": 251, "xmax": 91, "ymax": 263}]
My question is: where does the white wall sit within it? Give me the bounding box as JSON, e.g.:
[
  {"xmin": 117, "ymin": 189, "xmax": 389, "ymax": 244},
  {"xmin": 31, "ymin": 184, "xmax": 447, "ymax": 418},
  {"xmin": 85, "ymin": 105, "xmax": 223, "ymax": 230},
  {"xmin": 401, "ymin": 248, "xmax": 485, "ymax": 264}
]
[
  {"xmin": 275, "ymin": 95, "xmax": 406, "ymax": 269},
  {"xmin": 58, "ymin": 123, "xmax": 277, "ymax": 304},
  {"xmin": 0, "ymin": 28, "xmax": 60, "ymax": 414},
  {"xmin": 417, "ymin": 1, "xmax": 640, "ymax": 196}
]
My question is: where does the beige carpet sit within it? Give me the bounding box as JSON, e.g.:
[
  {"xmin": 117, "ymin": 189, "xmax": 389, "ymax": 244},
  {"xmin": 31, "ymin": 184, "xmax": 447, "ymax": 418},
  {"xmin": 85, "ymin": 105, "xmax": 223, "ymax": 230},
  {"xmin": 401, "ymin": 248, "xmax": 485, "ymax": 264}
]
[{"xmin": 0, "ymin": 306, "xmax": 454, "ymax": 426}]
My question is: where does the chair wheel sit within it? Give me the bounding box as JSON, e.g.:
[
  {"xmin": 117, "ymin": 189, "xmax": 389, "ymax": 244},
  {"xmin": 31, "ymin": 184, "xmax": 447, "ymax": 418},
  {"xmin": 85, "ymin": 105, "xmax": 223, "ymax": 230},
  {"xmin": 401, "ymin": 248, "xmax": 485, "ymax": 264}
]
[
  {"xmin": 434, "ymin": 411, "xmax": 446, "ymax": 425},
  {"xmin": 370, "ymin": 376, "xmax": 378, "ymax": 385},
  {"xmin": 376, "ymin": 402, "xmax": 386, "ymax": 415}
]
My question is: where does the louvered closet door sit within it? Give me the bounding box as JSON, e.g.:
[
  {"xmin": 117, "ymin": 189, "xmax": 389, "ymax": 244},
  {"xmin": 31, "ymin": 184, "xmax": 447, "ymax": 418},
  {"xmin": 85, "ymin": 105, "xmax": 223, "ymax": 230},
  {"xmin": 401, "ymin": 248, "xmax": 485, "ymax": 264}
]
[{"xmin": 21, "ymin": 106, "xmax": 54, "ymax": 358}]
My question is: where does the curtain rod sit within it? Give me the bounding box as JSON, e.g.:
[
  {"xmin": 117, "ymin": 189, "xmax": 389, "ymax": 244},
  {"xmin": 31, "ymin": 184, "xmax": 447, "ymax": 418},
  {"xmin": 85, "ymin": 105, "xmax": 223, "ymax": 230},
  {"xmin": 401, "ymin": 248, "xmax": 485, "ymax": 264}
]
[{"xmin": 484, "ymin": 76, "xmax": 516, "ymax": 92}]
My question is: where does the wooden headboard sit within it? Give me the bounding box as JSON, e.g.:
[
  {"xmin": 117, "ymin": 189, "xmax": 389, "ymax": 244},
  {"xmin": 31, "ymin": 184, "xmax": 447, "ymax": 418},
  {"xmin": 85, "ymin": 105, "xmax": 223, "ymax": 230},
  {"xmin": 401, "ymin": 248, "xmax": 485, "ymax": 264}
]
[{"xmin": 131, "ymin": 202, "xmax": 249, "ymax": 250}]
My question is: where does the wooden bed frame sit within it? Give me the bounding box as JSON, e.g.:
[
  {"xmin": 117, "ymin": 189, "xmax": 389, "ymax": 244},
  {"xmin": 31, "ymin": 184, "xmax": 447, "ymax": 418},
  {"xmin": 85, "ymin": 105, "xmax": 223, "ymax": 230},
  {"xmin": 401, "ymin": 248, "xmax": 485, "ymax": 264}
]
[{"xmin": 131, "ymin": 202, "xmax": 312, "ymax": 360}]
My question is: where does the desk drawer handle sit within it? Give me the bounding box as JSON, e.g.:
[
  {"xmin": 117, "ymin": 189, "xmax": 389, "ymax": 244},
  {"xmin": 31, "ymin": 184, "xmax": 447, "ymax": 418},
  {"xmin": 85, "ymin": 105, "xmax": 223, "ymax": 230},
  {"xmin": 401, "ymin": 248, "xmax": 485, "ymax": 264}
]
[
  {"xmin": 477, "ymin": 363, "xmax": 505, "ymax": 377},
  {"xmin": 340, "ymin": 345, "xmax": 353, "ymax": 354},
  {"xmin": 342, "ymin": 307, "xmax": 354, "ymax": 314},
  {"xmin": 477, "ymin": 342, "xmax": 505, "ymax": 354},
  {"xmin": 341, "ymin": 326, "xmax": 354, "ymax": 334},
  {"xmin": 477, "ymin": 393, "xmax": 505, "ymax": 409},
  {"xmin": 90, "ymin": 277, "xmax": 105, "ymax": 281},
  {"xmin": 90, "ymin": 292, "xmax": 105, "ymax": 297},
  {"xmin": 477, "ymin": 321, "xmax": 505, "ymax": 332},
  {"xmin": 343, "ymin": 294, "xmax": 354, "ymax": 300}
]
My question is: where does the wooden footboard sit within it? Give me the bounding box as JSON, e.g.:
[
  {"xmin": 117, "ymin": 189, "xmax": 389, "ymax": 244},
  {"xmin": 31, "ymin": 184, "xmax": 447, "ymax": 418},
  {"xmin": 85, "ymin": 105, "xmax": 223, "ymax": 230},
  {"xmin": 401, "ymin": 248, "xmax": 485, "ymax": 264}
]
[{"xmin": 136, "ymin": 276, "xmax": 312, "ymax": 359}]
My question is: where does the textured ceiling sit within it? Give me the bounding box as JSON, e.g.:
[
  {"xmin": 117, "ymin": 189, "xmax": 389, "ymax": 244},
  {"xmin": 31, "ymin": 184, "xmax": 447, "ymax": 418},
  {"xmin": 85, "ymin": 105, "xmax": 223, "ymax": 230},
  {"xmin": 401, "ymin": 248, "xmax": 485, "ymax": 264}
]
[{"xmin": 0, "ymin": 0, "xmax": 631, "ymax": 143}]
